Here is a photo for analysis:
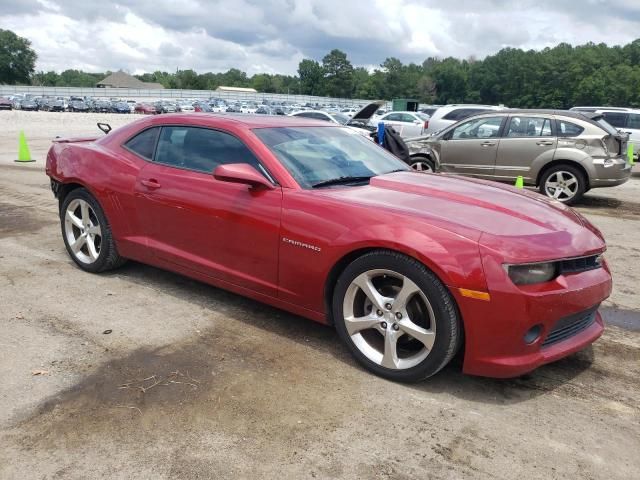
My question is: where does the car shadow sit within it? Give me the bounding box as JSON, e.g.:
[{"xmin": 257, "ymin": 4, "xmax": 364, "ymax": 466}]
[{"xmin": 104, "ymin": 261, "xmax": 598, "ymax": 406}]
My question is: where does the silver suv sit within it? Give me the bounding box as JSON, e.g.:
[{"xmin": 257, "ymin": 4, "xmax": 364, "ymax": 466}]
[{"xmin": 406, "ymin": 110, "xmax": 632, "ymax": 204}]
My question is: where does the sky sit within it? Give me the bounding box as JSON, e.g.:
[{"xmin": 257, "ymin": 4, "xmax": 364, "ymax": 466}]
[{"xmin": 1, "ymin": 0, "xmax": 640, "ymax": 76}]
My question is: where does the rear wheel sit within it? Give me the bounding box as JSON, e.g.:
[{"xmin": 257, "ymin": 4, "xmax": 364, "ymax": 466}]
[
  {"xmin": 333, "ymin": 250, "xmax": 461, "ymax": 382},
  {"xmin": 60, "ymin": 188, "xmax": 126, "ymax": 273},
  {"xmin": 410, "ymin": 156, "xmax": 435, "ymax": 173},
  {"xmin": 539, "ymin": 165, "xmax": 586, "ymax": 205}
]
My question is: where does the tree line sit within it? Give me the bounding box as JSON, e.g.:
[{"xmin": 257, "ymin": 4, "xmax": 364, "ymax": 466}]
[{"xmin": 3, "ymin": 28, "xmax": 640, "ymax": 108}]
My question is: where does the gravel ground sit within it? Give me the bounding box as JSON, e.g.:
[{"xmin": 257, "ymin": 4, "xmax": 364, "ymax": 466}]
[{"xmin": 0, "ymin": 111, "xmax": 639, "ymax": 479}]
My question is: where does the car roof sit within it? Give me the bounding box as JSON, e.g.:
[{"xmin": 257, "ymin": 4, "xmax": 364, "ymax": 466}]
[
  {"xmin": 465, "ymin": 109, "xmax": 594, "ymax": 119},
  {"xmin": 147, "ymin": 112, "xmax": 333, "ymax": 129}
]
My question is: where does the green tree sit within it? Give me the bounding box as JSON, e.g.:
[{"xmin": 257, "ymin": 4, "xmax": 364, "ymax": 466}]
[
  {"xmin": 298, "ymin": 59, "xmax": 324, "ymax": 95},
  {"xmin": 0, "ymin": 29, "xmax": 37, "ymax": 84},
  {"xmin": 322, "ymin": 49, "xmax": 354, "ymax": 98}
]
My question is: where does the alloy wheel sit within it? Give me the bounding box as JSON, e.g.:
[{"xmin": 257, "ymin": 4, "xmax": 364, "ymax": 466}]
[
  {"xmin": 342, "ymin": 269, "xmax": 436, "ymax": 370},
  {"xmin": 411, "ymin": 161, "xmax": 433, "ymax": 173},
  {"xmin": 64, "ymin": 198, "xmax": 102, "ymax": 264},
  {"xmin": 544, "ymin": 170, "xmax": 579, "ymax": 201}
]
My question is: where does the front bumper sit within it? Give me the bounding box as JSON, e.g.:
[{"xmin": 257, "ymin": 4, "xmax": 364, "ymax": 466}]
[{"xmin": 454, "ymin": 251, "xmax": 611, "ymax": 378}]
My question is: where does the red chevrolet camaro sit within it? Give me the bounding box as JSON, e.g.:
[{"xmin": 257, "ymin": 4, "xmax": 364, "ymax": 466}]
[{"xmin": 46, "ymin": 114, "xmax": 612, "ymax": 381}]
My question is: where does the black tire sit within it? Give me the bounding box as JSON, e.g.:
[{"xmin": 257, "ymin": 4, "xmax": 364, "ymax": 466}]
[
  {"xmin": 539, "ymin": 164, "xmax": 586, "ymax": 205},
  {"xmin": 332, "ymin": 250, "xmax": 461, "ymax": 382},
  {"xmin": 409, "ymin": 156, "xmax": 436, "ymax": 173},
  {"xmin": 59, "ymin": 188, "xmax": 127, "ymax": 273}
]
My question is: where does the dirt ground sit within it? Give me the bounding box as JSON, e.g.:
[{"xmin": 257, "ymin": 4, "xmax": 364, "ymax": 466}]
[{"xmin": 0, "ymin": 111, "xmax": 639, "ymax": 479}]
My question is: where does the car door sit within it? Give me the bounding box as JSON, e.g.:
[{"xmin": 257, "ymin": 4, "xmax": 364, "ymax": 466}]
[
  {"xmin": 134, "ymin": 125, "xmax": 282, "ymax": 296},
  {"xmin": 494, "ymin": 115, "xmax": 556, "ymax": 181},
  {"xmin": 380, "ymin": 112, "xmax": 404, "ymax": 131},
  {"xmin": 438, "ymin": 116, "xmax": 506, "ymax": 177}
]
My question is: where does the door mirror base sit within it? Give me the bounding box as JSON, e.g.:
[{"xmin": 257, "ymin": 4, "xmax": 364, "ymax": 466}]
[{"xmin": 213, "ymin": 164, "xmax": 275, "ymax": 190}]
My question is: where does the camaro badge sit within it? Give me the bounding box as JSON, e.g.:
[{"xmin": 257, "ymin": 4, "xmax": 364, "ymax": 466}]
[{"xmin": 282, "ymin": 237, "xmax": 321, "ymax": 252}]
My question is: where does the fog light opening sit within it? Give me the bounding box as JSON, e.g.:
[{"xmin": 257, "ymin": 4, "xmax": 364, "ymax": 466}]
[{"xmin": 524, "ymin": 324, "xmax": 543, "ymax": 345}]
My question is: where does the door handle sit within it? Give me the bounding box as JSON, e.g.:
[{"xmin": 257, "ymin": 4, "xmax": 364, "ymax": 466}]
[
  {"xmin": 536, "ymin": 141, "xmax": 554, "ymax": 146},
  {"xmin": 480, "ymin": 142, "xmax": 495, "ymax": 147},
  {"xmin": 141, "ymin": 179, "xmax": 161, "ymax": 189}
]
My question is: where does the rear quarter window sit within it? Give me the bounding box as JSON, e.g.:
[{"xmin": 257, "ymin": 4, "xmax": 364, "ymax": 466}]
[
  {"xmin": 123, "ymin": 127, "xmax": 160, "ymax": 160},
  {"xmin": 601, "ymin": 112, "xmax": 628, "ymax": 129},
  {"xmin": 557, "ymin": 120, "xmax": 584, "ymax": 137}
]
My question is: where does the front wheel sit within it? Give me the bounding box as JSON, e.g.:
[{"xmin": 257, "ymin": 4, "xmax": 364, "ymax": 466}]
[
  {"xmin": 539, "ymin": 165, "xmax": 586, "ymax": 205},
  {"xmin": 410, "ymin": 156, "xmax": 435, "ymax": 173},
  {"xmin": 333, "ymin": 250, "xmax": 461, "ymax": 382},
  {"xmin": 60, "ymin": 188, "xmax": 126, "ymax": 273}
]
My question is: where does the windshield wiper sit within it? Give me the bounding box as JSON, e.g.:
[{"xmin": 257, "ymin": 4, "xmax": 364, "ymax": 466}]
[{"xmin": 312, "ymin": 176, "xmax": 373, "ymax": 188}]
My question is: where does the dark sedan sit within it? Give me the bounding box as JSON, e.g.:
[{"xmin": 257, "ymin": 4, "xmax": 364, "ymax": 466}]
[
  {"xmin": 69, "ymin": 101, "xmax": 89, "ymax": 112},
  {"xmin": 20, "ymin": 99, "xmax": 39, "ymax": 111},
  {"xmin": 0, "ymin": 97, "xmax": 12, "ymax": 110}
]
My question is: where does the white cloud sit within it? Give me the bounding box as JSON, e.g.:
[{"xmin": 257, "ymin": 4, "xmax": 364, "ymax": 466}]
[{"xmin": 1, "ymin": 0, "xmax": 638, "ymax": 75}]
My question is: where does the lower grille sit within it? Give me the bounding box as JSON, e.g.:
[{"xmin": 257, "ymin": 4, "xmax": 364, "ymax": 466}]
[{"xmin": 542, "ymin": 307, "xmax": 598, "ymax": 347}]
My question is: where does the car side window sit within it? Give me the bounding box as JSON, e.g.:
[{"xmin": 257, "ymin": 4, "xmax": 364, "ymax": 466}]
[
  {"xmin": 400, "ymin": 113, "xmax": 416, "ymax": 123},
  {"xmin": 506, "ymin": 117, "xmax": 553, "ymax": 137},
  {"xmin": 123, "ymin": 127, "xmax": 160, "ymax": 160},
  {"xmin": 557, "ymin": 121, "xmax": 584, "ymax": 137},
  {"xmin": 451, "ymin": 117, "xmax": 503, "ymax": 140},
  {"xmin": 627, "ymin": 113, "xmax": 640, "ymax": 129},
  {"xmin": 384, "ymin": 113, "xmax": 402, "ymax": 122},
  {"xmin": 601, "ymin": 112, "xmax": 627, "ymax": 129},
  {"xmin": 154, "ymin": 126, "xmax": 261, "ymax": 174}
]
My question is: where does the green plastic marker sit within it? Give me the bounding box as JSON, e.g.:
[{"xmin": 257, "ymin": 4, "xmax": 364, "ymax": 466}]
[{"xmin": 628, "ymin": 143, "xmax": 635, "ymax": 165}]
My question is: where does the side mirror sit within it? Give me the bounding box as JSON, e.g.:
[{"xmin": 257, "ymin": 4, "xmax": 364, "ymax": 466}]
[{"xmin": 213, "ymin": 163, "xmax": 274, "ymax": 190}]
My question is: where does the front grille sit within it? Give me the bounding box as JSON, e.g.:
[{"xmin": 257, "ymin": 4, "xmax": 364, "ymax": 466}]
[
  {"xmin": 542, "ymin": 307, "xmax": 598, "ymax": 347},
  {"xmin": 559, "ymin": 255, "xmax": 602, "ymax": 274}
]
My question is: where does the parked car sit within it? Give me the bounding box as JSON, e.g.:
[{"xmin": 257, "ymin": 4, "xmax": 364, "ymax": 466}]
[
  {"xmin": 134, "ymin": 103, "xmax": 157, "ymax": 115},
  {"xmin": 374, "ymin": 111, "xmax": 431, "ymax": 138},
  {"xmin": 20, "ymin": 99, "xmax": 39, "ymax": 111},
  {"xmin": 176, "ymin": 102, "xmax": 195, "ymax": 113},
  {"xmin": 69, "ymin": 100, "xmax": 89, "ymax": 112},
  {"xmin": 0, "ymin": 97, "xmax": 12, "ymax": 110},
  {"xmin": 93, "ymin": 100, "xmax": 112, "ymax": 113},
  {"xmin": 153, "ymin": 102, "xmax": 177, "ymax": 114},
  {"xmin": 255, "ymin": 106, "xmax": 272, "ymax": 115},
  {"xmin": 43, "ymin": 98, "xmax": 65, "ymax": 112},
  {"xmin": 424, "ymin": 104, "xmax": 507, "ymax": 134},
  {"xmin": 47, "ymin": 114, "xmax": 612, "ymax": 382},
  {"xmin": 111, "ymin": 102, "xmax": 131, "ymax": 114},
  {"xmin": 405, "ymin": 110, "xmax": 632, "ymax": 204},
  {"xmin": 126, "ymin": 100, "xmax": 137, "ymax": 113},
  {"xmin": 193, "ymin": 102, "xmax": 212, "ymax": 113},
  {"xmin": 290, "ymin": 102, "xmax": 382, "ymax": 138}
]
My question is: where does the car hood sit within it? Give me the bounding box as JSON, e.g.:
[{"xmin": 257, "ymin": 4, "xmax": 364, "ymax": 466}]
[
  {"xmin": 349, "ymin": 101, "xmax": 385, "ymax": 122},
  {"xmin": 318, "ymin": 172, "xmax": 604, "ymax": 262}
]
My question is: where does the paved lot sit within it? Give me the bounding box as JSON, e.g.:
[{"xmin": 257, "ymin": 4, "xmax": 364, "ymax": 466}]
[{"xmin": 0, "ymin": 112, "xmax": 639, "ymax": 479}]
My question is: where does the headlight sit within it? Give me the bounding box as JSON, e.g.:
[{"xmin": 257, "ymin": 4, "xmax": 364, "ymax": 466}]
[{"xmin": 507, "ymin": 262, "xmax": 558, "ymax": 285}]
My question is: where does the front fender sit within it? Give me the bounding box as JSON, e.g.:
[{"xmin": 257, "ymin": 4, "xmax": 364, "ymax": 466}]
[{"xmin": 326, "ymin": 223, "xmax": 487, "ymax": 292}]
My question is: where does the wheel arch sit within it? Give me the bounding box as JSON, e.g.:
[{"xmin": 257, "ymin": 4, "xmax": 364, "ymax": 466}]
[
  {"xmin": 323, "ymin": 245, "xmax": 466, "ymax": 327},
  {"xmin": 536, "ymin": 160, "xmax": 589, "ymax": 188}
]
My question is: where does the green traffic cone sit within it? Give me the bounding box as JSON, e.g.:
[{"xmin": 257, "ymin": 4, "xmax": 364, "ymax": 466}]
[
  {"xmin": 16, "ymin": 131, "xmax": 35, "ymax": 163},
  {"xmin": 515, "ymin": 176, "xmax": 524, "ymax": 189},
  {"xmin": 628, "ymin": 143, "xmax": 635, "ymax": 166}
]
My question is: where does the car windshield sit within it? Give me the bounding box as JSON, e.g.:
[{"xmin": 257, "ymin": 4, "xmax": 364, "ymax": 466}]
[
  {"xmin": 254, "ymin": 126, "xmax": 409, "ymax": 188},
  {"xmin": 330, "ymin": 113, "xmax": 350, "ymax": 124}
]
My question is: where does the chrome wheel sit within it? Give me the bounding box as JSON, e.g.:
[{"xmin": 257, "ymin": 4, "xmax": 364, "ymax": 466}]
[
  {"xmin": 64, "ymin": 198, "xmax": 102, "ymax": 264},
  {"xmin": 342, "ymin": 269, "xmax": 436, "ymax": 370},
  {"xmin": 544, "ymin": 170, "xmax": 579, "ymax": 201},
  {"xmin": 411, "ymin": 161, "xmax": 434, "ymax": 173}
]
